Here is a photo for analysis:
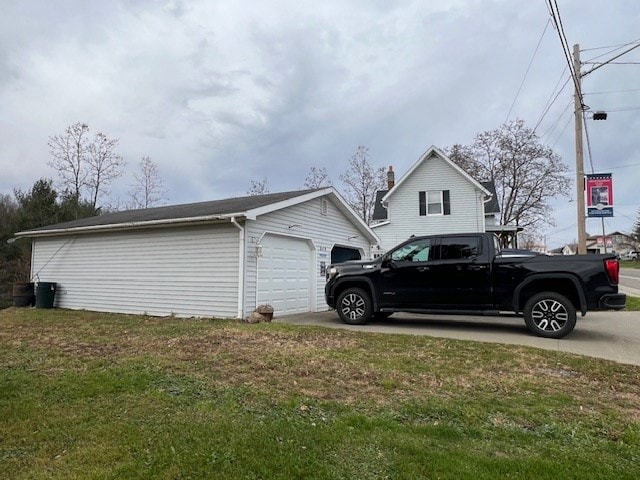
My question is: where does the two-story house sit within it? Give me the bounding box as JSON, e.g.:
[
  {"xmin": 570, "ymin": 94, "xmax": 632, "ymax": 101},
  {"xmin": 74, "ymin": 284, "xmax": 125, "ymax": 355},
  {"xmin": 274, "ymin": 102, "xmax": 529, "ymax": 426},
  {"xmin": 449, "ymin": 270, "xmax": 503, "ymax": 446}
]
[{"xmin": 371, "ymin": 146, "xmax": 510, "ymax": 252}]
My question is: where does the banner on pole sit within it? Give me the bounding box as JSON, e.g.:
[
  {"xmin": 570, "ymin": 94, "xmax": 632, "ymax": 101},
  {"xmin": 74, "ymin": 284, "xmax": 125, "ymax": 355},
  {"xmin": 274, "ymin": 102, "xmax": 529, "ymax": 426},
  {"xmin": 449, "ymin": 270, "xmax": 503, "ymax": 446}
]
[{"xmin": 586, "ymin": 173, "xmax": 613, "ymax": 218}]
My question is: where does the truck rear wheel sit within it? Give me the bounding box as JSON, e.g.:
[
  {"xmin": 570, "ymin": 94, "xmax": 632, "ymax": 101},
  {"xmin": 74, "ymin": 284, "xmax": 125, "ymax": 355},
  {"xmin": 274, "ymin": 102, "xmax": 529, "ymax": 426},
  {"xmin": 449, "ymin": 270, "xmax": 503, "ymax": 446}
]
[
  {"xmin": 336, "ymin": 288, "xmax": 373, "ymax": 325},
  {"xmin": 524, "ymin": 292, "xmax": 576, "ymax": 339}
]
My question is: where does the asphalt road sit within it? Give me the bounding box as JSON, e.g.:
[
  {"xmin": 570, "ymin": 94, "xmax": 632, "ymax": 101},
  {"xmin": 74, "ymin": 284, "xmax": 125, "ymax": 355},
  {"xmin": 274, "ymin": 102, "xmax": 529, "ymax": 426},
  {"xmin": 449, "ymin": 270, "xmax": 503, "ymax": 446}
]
[
  {"xmin": 620, "ymin": 267, "xmax": 640, "ymax": 297},
  {"xmin": 277, "ymin": 308, "xmax": 640, "ymax": 367}
]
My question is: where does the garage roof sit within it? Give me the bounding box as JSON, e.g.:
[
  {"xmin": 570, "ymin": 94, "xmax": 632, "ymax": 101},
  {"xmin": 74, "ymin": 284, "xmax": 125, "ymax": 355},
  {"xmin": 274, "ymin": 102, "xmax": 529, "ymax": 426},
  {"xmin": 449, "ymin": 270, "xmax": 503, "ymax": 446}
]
[{"xmin": 15, "ymin": 187, "xmax": 380, "ymax": 244}]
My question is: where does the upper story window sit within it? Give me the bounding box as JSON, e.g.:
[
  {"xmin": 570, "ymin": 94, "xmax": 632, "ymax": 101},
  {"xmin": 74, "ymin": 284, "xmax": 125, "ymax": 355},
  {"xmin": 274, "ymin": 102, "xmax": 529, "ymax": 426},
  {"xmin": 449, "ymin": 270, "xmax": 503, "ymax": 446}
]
[{"xmin": 419, "ymin": 190, "xmax": 451, "ymax": 216}]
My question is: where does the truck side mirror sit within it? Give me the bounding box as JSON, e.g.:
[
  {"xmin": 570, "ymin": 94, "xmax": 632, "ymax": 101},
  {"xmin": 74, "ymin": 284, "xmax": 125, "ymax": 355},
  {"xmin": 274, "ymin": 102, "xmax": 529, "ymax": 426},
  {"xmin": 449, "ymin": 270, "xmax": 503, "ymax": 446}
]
[{"xmin": 381, "ymin": 257, "xmax": 397, "ymax": 269}]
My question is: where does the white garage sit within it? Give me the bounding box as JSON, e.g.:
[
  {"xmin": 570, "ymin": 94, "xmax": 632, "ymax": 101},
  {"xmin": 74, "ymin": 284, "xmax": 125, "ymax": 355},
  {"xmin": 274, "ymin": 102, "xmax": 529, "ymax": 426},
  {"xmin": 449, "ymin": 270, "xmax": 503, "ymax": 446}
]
[
  {"xmin": 16, "ymin": 187, "xmax": 379, "ymax": 319},
  {"xmin": 257, "ymin": 234, "xmax": 313, "ymax": 315}
]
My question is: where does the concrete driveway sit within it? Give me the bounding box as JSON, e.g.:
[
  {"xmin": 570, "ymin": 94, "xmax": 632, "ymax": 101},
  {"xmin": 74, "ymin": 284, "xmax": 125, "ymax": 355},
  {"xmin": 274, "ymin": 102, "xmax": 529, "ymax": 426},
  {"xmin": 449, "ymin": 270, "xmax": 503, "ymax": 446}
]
[{"xmin": 276, "ymin": 308, "xmax": 640, "ymax": 367}]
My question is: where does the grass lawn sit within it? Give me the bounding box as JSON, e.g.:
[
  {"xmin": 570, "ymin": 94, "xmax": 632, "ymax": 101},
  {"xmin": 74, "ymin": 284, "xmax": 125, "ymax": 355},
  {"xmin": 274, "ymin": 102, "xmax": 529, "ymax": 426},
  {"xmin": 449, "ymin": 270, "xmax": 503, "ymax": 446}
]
[
  {"xmin": 1, "ymin": 308, "xmax": 639, "ymax": 479},
  {"xmin": 627, "ymin": 295, "xmax": 640, "ymax": 311},
  {"xmin": 621, "ymin": 260, "xmax": 640, "ymax": 269}
]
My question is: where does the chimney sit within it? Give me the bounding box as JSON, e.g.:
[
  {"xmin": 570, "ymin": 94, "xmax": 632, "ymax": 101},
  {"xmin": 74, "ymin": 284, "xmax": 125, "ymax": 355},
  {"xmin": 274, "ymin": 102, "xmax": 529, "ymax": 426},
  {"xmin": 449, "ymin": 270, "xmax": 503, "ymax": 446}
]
[{"xmin": 387, "ymin": 166, "xmax": 395, "ymax": 189}]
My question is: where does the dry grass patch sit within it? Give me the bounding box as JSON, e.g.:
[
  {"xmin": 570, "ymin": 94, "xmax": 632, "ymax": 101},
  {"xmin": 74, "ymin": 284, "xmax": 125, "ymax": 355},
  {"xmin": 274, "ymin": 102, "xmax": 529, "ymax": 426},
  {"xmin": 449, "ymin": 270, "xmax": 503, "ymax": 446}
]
[{"xmin": 2, "ymin": 307, "xmax": 639, "ymax": 413}]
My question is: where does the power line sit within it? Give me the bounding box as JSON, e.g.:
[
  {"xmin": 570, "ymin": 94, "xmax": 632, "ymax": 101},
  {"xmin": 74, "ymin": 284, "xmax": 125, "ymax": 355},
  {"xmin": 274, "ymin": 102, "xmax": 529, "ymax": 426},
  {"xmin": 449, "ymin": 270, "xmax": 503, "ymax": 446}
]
[
  {"xmin": 540, "ymin": 99, "xmax": 572, "ymax": 140},
  {"xmin": 582, "ymin": 111, "xmax": 596, "ymax": 174},
  {"xmin": 584, "ymin": 88, "xmax": 640, "ymax": 95},
  {"xmin": 583, "ymin": 37, "xmax": 640, "ymax": 61},
  {"xmin": 584, "ymin": 61, "xmax": 640, "ymax": 65},
  {"xmin": 582, "ymin": 38, "xmax": 640, "ymax": 52},
  {"xmin": 607, "ymin": 161, "xmax": 640, "ymax": 170},
  {"xmin": 505, "ymin": 18, "xmax": 551, "ymax": 123},
  {"xmin": 533, "ymin": 72, "xmax": 571, "ymax": 133},
  {"xmin": 582, "ymin": 42, "xmax": 640, "ymax": 77},
  {"xmin": 547, "ymin": 0, "xmax": 583, "ymax": 105},
  {"xmin": 550, "ymin": 113, "xmax": 573, "ymax": 148},
  {"xmin": 603, "ymin": 106, "xmax": 640, "ymax": 112}
]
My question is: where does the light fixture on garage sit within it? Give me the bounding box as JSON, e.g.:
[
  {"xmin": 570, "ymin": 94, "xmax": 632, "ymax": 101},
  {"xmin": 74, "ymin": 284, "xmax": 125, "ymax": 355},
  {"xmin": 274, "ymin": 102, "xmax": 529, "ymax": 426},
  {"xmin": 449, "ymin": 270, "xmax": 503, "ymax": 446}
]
[{"xmin": 255, "ymin": 244, "xmax": 263, "ymax": 257}]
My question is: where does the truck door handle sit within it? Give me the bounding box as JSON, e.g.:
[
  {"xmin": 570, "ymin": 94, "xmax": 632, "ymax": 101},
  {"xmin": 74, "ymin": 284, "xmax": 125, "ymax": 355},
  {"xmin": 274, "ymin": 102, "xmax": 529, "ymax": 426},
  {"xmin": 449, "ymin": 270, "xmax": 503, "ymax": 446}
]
[
  {"xmin": 417, "ymin": 266, "xmax": 430, "ymax": 272},
  {"xmin": 470, "ymin": 265, "xmax": 488, "ymax": 271}
]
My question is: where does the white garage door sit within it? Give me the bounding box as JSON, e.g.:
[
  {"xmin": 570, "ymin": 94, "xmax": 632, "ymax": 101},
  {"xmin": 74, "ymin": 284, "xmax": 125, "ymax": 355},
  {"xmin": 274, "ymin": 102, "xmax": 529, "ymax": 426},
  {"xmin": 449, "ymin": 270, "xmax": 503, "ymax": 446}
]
[{"xmin": 258, "ymin": 235, "xmax": 312, "ymax": 315}]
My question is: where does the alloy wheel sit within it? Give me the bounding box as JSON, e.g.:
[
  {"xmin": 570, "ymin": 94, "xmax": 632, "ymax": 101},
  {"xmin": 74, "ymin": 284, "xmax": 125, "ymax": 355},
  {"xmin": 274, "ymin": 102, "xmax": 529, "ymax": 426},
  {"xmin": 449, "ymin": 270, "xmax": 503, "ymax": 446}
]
[
  {"xmin": 340, "ymin": 293, "xmax": 366, "ymax": 321},
  {"xmin": 530, "ymin": 299, "xmax": 569, "ymax": 332}
]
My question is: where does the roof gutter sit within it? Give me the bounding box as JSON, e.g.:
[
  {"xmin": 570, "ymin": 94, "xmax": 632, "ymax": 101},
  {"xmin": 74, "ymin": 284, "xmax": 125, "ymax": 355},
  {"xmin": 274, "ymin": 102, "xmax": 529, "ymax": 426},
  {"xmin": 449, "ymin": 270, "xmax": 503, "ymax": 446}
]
[{"xmin": 13, "ymin": 213, "xmax": 247, "ymax": 240}]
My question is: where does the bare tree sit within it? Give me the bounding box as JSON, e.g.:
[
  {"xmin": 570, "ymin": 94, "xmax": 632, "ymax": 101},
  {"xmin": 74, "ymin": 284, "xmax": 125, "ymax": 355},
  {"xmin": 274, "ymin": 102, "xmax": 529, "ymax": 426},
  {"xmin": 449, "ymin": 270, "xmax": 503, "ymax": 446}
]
[
  {"xmin": 519, "ymin": 232, "xmax": 542, "ymax": 250},
  {"xmin": 129, "ymin": 156, "xmax": 168, "ymax": 209},
  {"xmin": 86, "ymin": 131, "xmax": 125, "ymax": 209},
  {"xmin": 247, "ymin": 178, "xmax": 269, "ymax": 196},
  {"xmin": 48, "ymin": 123, "xmax": 125, "ymax": 209},
  {"xmin": 447, "ymin": 119, "xmax": 571, "ymax": 231},
  {"xmin": 48, "ymin": 122, "xmax": 90, "ymax": 200},
  {"xmin": 304, "ymin": 166, "xmax": 332, "ymax": 189},
  {"xmin": 339, "ymin": 146, "xmax": 386, "ymax": 224}
]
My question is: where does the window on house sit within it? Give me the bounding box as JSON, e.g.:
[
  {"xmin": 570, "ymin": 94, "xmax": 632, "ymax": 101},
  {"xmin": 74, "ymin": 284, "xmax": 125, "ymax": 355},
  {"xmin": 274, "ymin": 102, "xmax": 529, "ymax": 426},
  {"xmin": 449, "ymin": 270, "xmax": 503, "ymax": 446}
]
[
  {"xmin": 321, "ymin": 198, "xmax": 328, "ymax": 216},
  {"xmin": 419, "ymin": 190, "xmax": 450, "ymax": 216}
]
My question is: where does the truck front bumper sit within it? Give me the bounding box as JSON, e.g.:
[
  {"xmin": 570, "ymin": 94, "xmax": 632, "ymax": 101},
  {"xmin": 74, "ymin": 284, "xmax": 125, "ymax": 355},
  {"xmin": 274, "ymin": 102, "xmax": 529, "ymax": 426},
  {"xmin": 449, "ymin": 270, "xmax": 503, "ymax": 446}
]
[
  {"xmin": 599, "ymin": 293, "xmax": 627, "ymax": 310},
  {"xmin": 324, "ymin": 284, "xmax": 336, "ymax": 309}
]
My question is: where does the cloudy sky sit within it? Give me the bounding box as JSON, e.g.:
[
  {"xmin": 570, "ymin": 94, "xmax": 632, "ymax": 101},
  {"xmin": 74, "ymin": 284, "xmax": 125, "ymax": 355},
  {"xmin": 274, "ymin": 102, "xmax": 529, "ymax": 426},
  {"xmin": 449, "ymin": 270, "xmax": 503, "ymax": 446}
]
[{"xmin": 1, "ymin": 0, "xmax": 639, "ymax": 247}]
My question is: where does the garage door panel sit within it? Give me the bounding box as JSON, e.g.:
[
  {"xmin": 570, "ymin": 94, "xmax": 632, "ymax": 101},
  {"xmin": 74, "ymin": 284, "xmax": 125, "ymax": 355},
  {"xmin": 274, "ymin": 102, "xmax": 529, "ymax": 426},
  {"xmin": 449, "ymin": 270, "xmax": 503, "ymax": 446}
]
[{"xmin": 258, "ymin": 235, "xmax": 312, "ymax": 315}]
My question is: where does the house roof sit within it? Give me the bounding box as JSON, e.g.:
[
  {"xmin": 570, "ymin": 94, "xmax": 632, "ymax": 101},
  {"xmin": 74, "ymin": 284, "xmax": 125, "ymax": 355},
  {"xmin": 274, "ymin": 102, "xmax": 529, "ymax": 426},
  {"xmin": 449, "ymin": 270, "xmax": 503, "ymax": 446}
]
[
  {"xmin": 381, "ymin": 146, "xmax": 492, "ymax": 205},
  {"xmin": 372, "ymin": 190, "xmax": 389, "ymax": 221},
  {"xmin": 15, "ymin": 187, "xmax": 380, "ymax": 245},
  {"xmin": 481, "ymin": 181, "xmax": 500, "ymax": 215}
]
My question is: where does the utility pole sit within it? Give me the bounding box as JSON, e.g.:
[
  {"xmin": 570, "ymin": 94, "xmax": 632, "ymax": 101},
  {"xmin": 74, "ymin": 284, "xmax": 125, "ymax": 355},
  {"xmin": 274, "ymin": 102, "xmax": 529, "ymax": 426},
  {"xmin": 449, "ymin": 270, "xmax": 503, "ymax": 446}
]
[
  {"xmin": 573, "ymin": 44, "xmax": 587, "ymax": 254},
  {"xmin": 572, "ymin": 40, "xmax": 640, "ymax": 255}
]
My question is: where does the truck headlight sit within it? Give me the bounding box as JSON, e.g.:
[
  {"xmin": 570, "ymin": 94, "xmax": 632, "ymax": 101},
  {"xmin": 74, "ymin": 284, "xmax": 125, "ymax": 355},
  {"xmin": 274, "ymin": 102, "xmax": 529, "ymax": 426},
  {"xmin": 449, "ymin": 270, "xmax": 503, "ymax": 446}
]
[{"xmin": 328, "ymin": 266, "xmax": 339, "ymax": 280}]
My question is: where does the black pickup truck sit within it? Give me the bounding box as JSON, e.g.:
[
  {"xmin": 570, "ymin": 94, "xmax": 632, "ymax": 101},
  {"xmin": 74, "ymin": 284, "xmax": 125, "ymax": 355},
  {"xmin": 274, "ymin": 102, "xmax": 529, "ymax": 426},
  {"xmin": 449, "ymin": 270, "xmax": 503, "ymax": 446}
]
[{"xmin": 325, "ymin": 232, "xmax": 626, "ymax": 338}]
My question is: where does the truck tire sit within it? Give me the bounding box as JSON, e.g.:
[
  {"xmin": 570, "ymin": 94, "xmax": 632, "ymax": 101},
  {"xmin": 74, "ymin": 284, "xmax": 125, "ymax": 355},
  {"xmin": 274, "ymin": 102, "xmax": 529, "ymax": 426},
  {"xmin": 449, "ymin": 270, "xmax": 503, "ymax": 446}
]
[
  {"xmin": 523, "ymin": 292, "xmax": 576, "ymax": 339},
  {"xmin": 336, "ymin": 288, "xmax": 373, "ymax": 325}
]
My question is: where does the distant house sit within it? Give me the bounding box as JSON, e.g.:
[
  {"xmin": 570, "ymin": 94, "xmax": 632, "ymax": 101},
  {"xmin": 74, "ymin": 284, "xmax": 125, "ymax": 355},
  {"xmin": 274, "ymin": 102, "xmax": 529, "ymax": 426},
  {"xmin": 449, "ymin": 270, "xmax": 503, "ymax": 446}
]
[
  {"xmin": 552, "ymin": 232, "xmax": 637, "ymax": 256},
  {"xmin": 14, "ymin": 188, "xmax": 379, "ymax": 319},
  {"xmin": 586, "ymin": 231, "xmax": 637, "ymax": 255},
  {"xmin": 370, "ymin": 146, "xmax": 514, "ymax": 251}
]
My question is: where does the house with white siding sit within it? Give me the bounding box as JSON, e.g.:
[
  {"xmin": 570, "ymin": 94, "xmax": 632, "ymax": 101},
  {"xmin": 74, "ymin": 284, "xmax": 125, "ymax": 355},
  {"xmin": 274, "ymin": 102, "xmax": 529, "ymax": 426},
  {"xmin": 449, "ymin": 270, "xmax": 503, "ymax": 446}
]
[
  {"xmin": 14, "ymin": 188, "xmax": 378, "ymax": 319},
  {"xmin": 371, "ymin": 146, "xmax": 496, "ymax": 251}
]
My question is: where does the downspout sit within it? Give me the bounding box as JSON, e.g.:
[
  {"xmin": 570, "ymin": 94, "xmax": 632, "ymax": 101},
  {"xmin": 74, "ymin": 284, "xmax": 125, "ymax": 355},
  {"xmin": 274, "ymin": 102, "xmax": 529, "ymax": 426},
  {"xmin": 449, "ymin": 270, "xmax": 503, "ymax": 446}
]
[
  {"xmin": 230, "ymin": 217, "xmax": 245, "ymax": 319},
  {"xmin": 481, "ymin": 192, "xmax": 492, "ymax": 232}
]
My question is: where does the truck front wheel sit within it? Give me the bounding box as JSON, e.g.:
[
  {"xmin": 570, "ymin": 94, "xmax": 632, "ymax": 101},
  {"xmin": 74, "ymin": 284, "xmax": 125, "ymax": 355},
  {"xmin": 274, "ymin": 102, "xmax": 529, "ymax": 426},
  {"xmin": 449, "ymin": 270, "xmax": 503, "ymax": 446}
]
[
  {"xmin": 524, "ymin": 292, "xmax": 576, "ymax": 339},
  {"xmin": 336, "ymin": 288, "xmax": 373, "ymax": 325}
]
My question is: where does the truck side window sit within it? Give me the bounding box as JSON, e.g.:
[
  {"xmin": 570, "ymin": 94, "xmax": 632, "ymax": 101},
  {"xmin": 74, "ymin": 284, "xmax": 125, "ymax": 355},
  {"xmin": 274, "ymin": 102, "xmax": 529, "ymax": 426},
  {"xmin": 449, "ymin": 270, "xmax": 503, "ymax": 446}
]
[
  {"xmin": 437, "ymin": 237, "xmax": 479, "ymax": 260},
  {"xmin": 390, "ymin": 239, "xmax": 432, "ymax": 262}
]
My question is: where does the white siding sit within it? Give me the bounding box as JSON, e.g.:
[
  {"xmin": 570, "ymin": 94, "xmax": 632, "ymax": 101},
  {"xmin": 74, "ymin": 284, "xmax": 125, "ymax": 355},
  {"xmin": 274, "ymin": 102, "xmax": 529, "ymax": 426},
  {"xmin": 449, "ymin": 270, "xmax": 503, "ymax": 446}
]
[
  {"xmin": 31, "ymin": 225, "xmax": 240, "ymax": 318},
  {"xmin": 243, "ymin": 197, "xmax": 371, "ymax": 316},
  {"xmin": 374, "ymin": 154, "xmax": 486, "ymax": 249}
]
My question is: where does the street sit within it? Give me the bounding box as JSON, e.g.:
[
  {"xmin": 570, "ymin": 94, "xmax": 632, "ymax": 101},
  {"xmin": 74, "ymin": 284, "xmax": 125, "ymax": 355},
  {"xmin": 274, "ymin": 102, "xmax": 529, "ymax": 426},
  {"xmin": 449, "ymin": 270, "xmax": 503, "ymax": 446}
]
[{"xmin": 620, "ymin": 267, "xmax": 640, "ymax": 297}]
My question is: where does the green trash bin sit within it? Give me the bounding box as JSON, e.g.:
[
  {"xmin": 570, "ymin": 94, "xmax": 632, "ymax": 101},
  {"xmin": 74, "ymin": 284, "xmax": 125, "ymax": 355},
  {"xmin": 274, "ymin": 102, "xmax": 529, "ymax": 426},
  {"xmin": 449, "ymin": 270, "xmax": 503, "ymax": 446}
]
[{"xmin": 35, "ymin": 282, "xmax": 57, "ymax": 309}]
